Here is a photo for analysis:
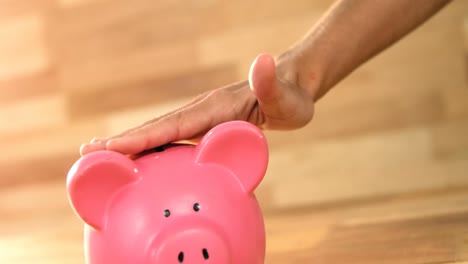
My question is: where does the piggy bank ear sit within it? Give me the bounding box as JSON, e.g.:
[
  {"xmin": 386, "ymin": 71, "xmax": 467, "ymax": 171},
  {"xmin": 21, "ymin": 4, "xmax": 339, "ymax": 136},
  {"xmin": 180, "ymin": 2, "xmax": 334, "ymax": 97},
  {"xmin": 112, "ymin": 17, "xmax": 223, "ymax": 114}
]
[
  {"xmin": 66, "ymin": 150, "xmax": 139, "ymax": 230},
  {"xmin": 195, "ymin": 121, "xmax": 269, "ymax": 193}
]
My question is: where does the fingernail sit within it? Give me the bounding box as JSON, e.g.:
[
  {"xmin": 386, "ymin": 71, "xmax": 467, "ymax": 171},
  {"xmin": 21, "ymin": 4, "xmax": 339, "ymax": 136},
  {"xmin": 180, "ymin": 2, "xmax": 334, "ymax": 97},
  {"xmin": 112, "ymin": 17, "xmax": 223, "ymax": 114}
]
[
  {"xmin": 80, "ymin": 140, "xmax": 103, "ymax": 151},
  {"xmin": 80, "ymin": 143, "xmax": 89, "ymax": 156},
  {"xmin": 106, "ymin": 138, "xmax": 118, "ymax": 148},
  {"xmin": 90, "ymin": 137, "xmax": 107, "ymax": 143}
]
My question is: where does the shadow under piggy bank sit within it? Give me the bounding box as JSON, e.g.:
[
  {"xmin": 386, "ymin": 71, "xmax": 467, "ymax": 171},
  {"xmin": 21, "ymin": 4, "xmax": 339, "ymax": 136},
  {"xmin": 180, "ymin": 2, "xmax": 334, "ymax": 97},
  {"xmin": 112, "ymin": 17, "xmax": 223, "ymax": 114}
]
[{"xmin": 66, "ymin": 121, "xmax": 269, "ymax": 264}]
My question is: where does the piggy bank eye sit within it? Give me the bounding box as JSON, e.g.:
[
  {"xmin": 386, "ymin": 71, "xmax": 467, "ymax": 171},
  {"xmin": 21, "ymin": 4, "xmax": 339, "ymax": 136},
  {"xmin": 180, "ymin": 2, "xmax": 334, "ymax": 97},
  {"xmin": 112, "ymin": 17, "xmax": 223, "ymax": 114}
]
[
  {"xmin": 193, "ymin": 203, "xmax": 200, "ymax": 212},
  {"xmin": 164, "ymin": 209, "xmax": 171, "ymax": 217}
]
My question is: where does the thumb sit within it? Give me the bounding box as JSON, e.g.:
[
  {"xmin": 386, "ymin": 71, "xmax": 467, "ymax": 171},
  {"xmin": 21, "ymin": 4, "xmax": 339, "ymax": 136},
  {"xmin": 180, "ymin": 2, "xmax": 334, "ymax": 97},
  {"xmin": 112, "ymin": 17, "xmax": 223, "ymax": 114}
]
[
  {"xmin": 248, "ymin": 53, "xmax": 281, "ymax": 105},
  {"xmin": 248, "ymin": 53, "xmax": 314, "ymax": 130}
]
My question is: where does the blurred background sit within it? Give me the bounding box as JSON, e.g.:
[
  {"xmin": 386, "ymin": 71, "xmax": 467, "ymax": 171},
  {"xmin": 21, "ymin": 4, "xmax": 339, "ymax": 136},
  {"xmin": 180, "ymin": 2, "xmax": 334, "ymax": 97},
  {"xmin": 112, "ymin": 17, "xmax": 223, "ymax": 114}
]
[{"xmin": 0, "ymin": 0, "xmax": 467, "ymax": 263}]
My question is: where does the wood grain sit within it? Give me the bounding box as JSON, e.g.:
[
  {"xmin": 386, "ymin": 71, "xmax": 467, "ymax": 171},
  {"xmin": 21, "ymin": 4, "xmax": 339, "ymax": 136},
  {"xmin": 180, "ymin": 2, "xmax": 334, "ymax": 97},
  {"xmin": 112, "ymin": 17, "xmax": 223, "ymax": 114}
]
[
  {"xmin": 1, "ymin": 178, "xmax": 468, "ymax": 264},
  {"xmin": 0, "ymin": 94, "xmax": 66, "ymax": 136},
  {"xmin": 0, "ymin": 1, "xmax": 467, "ymax": 262},
  {"xmin": 0, "ymin": 69, "xmax": 57, "ymax": 103},
  {"xmin": 198, "ymin": 15, "xmax": 317, "ymax": 73},
  {"xmin": 0, "ymin": 0, "xmax": 466, "ymax": 211},
  {"xmin": 0, "ymin": 0, "xmax": 55, "ymax": 17},
  {"xmin": 67, "ymin": 64, "xmax": 237, "ymax": 119},
  {"xmin": 56, "ymin": 42, "xmax": 200, "ymax": 91},
  {"xmin": 431, "ymin": 116, "xmax": 468, "ymax": 158},
  {"xmin": 0, "ymin": 13, "xmax": 49, "ymax": 79},
  {"xmin": 289, "ymin": 212, "xmax": 468, "ymax": 264},
  {"xmin": 0, "ymin": 0, "xmax": 465, "ymax": 209},
  {"xmin": 0, "ymin": 119, "xmax": 106, "ymax": 164}
]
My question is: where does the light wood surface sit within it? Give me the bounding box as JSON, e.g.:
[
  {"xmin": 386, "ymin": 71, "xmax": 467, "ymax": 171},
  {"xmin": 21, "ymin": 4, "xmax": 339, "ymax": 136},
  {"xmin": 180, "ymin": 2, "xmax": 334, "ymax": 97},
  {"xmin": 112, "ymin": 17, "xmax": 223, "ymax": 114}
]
[
  {"xmin": 0, "ymin": 0, "xmax": 467, "ymax": 210},
  {"xmin": 0, "ymin": 0, "xmax": 467, "ymax": 263},
  {"xmin": 1, "ymin": 179, "xmax": 468, "ymax": 263}
]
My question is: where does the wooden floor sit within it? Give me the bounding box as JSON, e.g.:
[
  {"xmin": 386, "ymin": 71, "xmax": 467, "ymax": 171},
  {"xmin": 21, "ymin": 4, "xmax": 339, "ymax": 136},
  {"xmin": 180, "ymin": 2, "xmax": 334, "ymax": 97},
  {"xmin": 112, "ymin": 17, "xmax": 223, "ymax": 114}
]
[
  {"xmin": 1, "ymin": 181, "xmax": 468, "ymax": 263},
  {"xmin": 0, "ymin": 0, "xmax": 467, "ymax": 263},
  {"xmin": 0, "ymin": 0, "xmax": 467, "ymax": 212}
]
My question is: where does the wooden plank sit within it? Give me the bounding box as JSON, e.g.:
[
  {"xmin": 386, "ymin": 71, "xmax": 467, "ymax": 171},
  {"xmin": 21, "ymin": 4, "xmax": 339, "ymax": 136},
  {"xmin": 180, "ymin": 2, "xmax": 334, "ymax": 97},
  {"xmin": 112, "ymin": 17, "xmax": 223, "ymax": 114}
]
[
  {"xmin": 52, "ymin": 0, "xmax": 225, "ymax": 46},
  {"xmin": 0, "ymin": 94, "xmax": 66, "ymax": 137},
  {"xmin": 0, "ymin": 0, "xmax": 55, "ymax": 17},
  {"xmin": 457, "ymin": 233, "xmax": 468, "ymax": 261},
  {"xmin": 443, "ymin": 14, "xmax": 468, "ymax": 119},
  {"xmin": 218, "ymin": 0, "xmax": 333, "ymax": 29},
  {"xmin": 310, "ymin": 87, "xmax": 444, "ymax": 139},
  {"xmin": 0, "ymin": 153, "xmax": 78, "ymax": 189},
  {"xmin": 57, "ymin": 0, "xmax": 97, "ymax": 8},
  {"xmin": 0, "ymin": 13, "xmax": 49, "ymax": 79},
  {"xmin": 197, "ymin": 15, "xmax": 318, "ymax": 75},
  {"xmin": 265, "ymin": 190, "xmax": 468, "ymax": 262},
  {"xmin": 67, "ymin": 64, "xmax": 237, "ymax": 120},
  {"xmin": 49, "ymin": 0, "xmax": 226, "ymax": 91},
  {"xmin": 273, "ymin": 154, "xmax": 468, "ymax": 209},
  {"xmin": 266, "ymin": 125, "xmax": 468, "ymax": 208},
  {"xmin": 1, "ymin": 177, "xmax": 468, "ymax": 263},
  {"xmin": 0, "ymin": 179, "xmax": 85, "ymax": 263},
  {"xmin": 267, "ymin": 125, "xmax": 433, "ymax": 179},
  {"xmin": 0, "ymin": 180, "xmax": 73, "ymax": 231},
  {"xmin": 0, "ymin": 68, "xmax": 57, "ymax": 103},
  {"xmin": 263, "ymin": 81, "xmax": 447, "ymax": 150},
  {"xmin": 0, "ymin": 119, "xmax": 106, "ymax": 164},
  {"xmin": 56, "ymin": 41, "xmax": 199, "ymax": 91},
  {"xmin": 431, "ymin": 116, "xmax": 468, "ymax": 158},
  {"xmin": 442, "ymin": 87, "xmax": 468, "ymax": 119},
  {"xmin": 291, "ymin": 212, "xmax": 468, "ymax": 264},
  {"xmin": 464, "ymin": 16, "xmax": 468, "ymax": 52},
  {"xmin": 255, "ymin": 182, "xmax": 276, "ymax": 212},
  {"xmin": 341, "ymin": 190, "xmax": 468, "ymax": 226}
]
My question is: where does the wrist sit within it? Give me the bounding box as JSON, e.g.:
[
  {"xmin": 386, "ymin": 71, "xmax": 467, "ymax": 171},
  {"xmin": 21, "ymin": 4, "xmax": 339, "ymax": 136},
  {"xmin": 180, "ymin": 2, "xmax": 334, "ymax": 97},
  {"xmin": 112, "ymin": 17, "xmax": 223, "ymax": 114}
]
[{"xmin": 275, "ymin": 46, "xmax": 327, "ymax": 103}]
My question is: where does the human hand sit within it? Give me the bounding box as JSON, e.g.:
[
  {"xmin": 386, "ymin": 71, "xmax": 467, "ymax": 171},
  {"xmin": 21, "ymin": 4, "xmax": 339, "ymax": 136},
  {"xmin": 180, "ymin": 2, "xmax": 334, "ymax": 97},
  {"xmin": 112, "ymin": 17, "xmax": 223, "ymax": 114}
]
[{"xmin": 79, "ymin": 53, "xmax": 317, "ymax": 156}]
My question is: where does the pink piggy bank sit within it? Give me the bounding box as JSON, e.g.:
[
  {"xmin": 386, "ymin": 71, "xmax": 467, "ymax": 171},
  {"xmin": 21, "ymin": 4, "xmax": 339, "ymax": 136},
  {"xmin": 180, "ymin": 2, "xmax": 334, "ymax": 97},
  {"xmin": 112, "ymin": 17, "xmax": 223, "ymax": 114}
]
[{"xmin": 66, "ymin": 121, "xmax": 269, "ymax": 264}]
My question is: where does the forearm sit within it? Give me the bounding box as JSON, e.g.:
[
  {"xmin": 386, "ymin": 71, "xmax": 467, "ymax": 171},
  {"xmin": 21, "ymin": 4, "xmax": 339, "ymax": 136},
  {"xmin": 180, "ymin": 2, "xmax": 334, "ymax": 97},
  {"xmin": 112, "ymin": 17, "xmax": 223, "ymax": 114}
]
[{"xmin": 277, "ymin": 0, "xmax": 451, "ymax": 101}]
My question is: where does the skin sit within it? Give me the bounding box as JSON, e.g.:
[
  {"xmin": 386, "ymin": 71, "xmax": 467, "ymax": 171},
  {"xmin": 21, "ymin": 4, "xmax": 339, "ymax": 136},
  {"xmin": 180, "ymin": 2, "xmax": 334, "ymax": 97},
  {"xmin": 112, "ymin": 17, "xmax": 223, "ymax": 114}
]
[{"xmin": 80, "ymin": 0, "xmax": 451, "ymax": 157}]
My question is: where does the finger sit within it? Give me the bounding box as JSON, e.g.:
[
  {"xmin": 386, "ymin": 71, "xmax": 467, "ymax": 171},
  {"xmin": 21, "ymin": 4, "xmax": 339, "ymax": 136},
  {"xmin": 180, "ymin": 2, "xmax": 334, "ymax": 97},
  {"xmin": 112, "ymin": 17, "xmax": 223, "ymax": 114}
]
[
  {"xmin": 248, "ymin": 53, "xmax": 280, "ymax": 105},
  {"xmin": 80, "ymin": 137, "xmax": 108, "ymax": 156},
  {"xmin": 248, "ymin": 53, "xmax": 312, "ymax": 129},
  {"xmin": 248, "ymin": 53, "xmax": 287, "ymax": 113},
  {"xmin": 105, "ymin": 83, "xmax": 252, "ymax": 155},
  {"xmin": 105, "ymin": 98, "xmax": 217, "ymax": 155},
  {"xmin": 110, "ymin": 93, "xmax": 208, "ymax": 139},
  {"xmin": 79, "ymin": 93, "xmax": 208, "ymax": 156}
]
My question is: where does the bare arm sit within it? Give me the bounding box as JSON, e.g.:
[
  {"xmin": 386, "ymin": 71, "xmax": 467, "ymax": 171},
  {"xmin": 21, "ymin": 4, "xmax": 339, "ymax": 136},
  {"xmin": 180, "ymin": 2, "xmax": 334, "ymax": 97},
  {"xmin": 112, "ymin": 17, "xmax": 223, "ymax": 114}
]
[
  {"xmin": 80, "ymin": 0, "xmax": 451, "ymax": 156},
  {"xmin": 278, "ymin": 0, "xmax": 451, "ymax": 100}
]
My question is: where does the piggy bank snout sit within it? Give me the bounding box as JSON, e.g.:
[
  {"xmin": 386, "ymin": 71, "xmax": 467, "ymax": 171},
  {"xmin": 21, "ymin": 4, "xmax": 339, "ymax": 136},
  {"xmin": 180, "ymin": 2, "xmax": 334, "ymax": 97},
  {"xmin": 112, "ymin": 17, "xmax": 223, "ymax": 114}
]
[{"xmin": 152, "ymin": 226, "xmax": 231, "ymax": 264}]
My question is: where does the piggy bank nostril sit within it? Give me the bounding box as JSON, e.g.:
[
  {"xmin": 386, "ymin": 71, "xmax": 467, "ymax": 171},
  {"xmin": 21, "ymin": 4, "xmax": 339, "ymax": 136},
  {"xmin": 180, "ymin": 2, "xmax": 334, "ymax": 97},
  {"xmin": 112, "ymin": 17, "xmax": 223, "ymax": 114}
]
[
  {"xmin": 202, "ymin": 248, "xmax": 209, "ymax": 260},
  {"xmin": 178, "ymin": 252, "xmax": 184, "ymax": 263}
]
